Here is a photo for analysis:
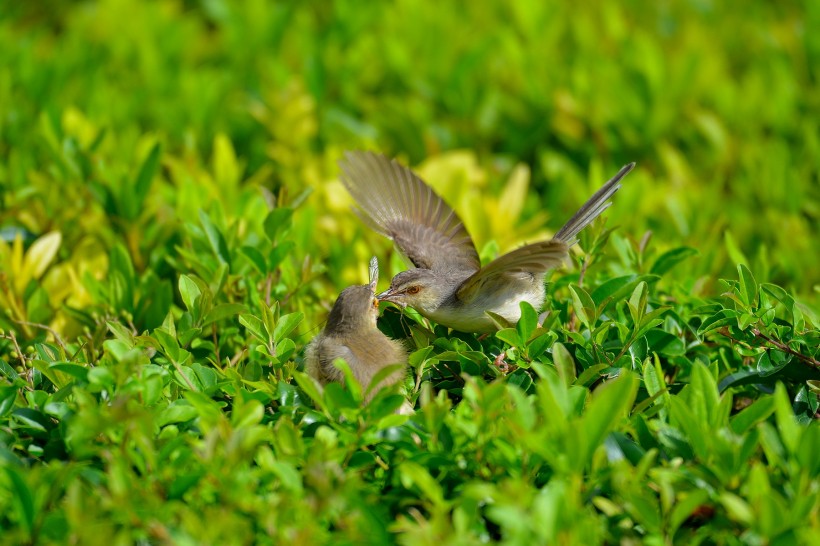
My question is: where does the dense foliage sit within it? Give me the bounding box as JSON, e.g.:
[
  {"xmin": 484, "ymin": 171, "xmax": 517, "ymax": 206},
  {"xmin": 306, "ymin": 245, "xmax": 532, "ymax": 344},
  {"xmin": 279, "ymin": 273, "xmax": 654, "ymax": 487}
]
[{"xmin": 1, "ymin": 1, "xmax": 818, "ymax": 544}]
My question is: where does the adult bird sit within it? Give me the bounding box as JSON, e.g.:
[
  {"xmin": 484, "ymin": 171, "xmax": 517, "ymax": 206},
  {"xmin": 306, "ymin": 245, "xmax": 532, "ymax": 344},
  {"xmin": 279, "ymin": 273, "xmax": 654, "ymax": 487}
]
[{"xmin": 338, "ymin": 151, "xmax": 635, "ymax": 333}]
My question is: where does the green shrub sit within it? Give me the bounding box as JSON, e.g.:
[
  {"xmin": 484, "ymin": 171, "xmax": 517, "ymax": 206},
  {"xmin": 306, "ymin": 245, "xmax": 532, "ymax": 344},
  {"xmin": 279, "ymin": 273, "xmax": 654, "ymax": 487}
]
[{"xmin": 1, "ymin": 1, "xmax": 818, "ymax": 544}]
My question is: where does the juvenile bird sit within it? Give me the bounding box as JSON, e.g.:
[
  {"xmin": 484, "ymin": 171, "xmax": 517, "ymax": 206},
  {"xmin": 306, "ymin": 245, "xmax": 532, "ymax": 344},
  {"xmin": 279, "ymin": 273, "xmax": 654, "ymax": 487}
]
[
  {"xmin": 305, "ymin": 257, "xmax": 409, "ymax": 405},
  {"xmin": 338, "ymin": 151, "xmax": 635, "ymax": 333}
]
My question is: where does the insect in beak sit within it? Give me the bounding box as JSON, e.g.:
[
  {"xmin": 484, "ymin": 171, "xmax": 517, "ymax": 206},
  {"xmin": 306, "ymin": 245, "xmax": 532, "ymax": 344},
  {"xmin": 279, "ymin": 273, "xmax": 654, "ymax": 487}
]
[
  {"xmin": 377, "ymin": 288, "xmax": 406, "ymax": 308},
  {"xmin": 368, "ymin": 256, "xmax": 379, "ymax": 293}
]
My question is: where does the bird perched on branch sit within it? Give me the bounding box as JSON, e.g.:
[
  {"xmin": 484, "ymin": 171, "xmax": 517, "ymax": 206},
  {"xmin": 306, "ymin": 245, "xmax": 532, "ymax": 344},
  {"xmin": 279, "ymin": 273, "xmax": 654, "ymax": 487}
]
[
  {"xmin": 306, "ymin": 257, "xmax": 409, "ymax": 407},
  {"xmin": 338, "ymin": 151, "xmax": 635, "ymax": 333}
]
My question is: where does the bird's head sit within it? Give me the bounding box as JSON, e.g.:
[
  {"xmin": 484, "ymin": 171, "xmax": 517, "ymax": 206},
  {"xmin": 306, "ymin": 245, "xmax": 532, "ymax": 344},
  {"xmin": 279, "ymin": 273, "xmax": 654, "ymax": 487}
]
[
  {"xmin": 324, "ymin": 284, "xmax": 380, "ymax": 335},
  {"xmin": 377, "ymin": 269, "xmax": 446, "ymax": 313}
]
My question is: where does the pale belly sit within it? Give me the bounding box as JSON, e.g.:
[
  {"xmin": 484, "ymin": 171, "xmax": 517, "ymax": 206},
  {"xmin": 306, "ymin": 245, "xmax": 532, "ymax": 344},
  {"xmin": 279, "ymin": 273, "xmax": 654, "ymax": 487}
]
[{"xmin": 424, "ymin": 283, "xmax": 545, "ymax": 333}]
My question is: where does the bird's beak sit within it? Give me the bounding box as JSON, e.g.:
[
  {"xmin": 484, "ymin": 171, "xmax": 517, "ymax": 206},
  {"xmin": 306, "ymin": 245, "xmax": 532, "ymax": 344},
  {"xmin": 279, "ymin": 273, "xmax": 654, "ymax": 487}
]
[
  {"xmin": 376, "ymin": 288, "xmax": 393, "ymax": 301},
  {"xmin": 376, "ymin": 288, "xmax": 405, "ymax": 307}
]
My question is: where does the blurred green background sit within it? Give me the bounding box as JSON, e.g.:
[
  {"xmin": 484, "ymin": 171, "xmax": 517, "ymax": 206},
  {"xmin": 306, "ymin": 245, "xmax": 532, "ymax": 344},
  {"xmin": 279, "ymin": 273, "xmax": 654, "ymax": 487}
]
[
  {"xmin": 1, "ymin": 3, "xmax": 819, "ymax": 543},
  {"xmin": 1, "ymin": 0, "xmax": 818, "ymax": 331}
]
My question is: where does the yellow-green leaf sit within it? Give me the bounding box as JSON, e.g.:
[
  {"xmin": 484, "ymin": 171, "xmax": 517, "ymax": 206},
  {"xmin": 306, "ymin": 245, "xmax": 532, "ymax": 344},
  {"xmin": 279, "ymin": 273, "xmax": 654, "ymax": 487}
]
[{"xmin": 19, "ymin": 231, "xmax": 62, "ymax": 290}]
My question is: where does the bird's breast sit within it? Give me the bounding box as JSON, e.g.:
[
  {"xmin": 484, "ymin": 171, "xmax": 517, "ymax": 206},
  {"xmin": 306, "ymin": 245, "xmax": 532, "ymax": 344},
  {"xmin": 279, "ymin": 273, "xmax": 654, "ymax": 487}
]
[{"xmin": 425, "ymin": 278, "xmax": 545, "ymax": 333}]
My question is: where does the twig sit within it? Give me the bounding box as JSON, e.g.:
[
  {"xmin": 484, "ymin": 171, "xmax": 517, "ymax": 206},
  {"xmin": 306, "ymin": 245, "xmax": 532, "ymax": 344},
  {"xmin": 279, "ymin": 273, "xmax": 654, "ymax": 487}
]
[
  {"xmin": 752, "ymin": 328, "xmax": 820, "ymax": 370},
  {"xmin": 1, "ymin": 330, "xmax": 34, "ymax": 390},
  {"xmin": 171, "ymin": 359, "xmax": 198, "ymax": 391},
  {"xmin": 578, "ymin": 255, "xmax": 590, "ymax": 289},
  {"xmin": 212, "ymin": 323, "xmax": 220, "ymax": 364},
  {"xmin": 568, "ymin": 257, "xmax": 590, "ymax": 333},
  {"xmin": 229, "ymin": 348, "xmax": 248, "ymax": 367},
  {"xmin": 12, "ymin": 319, "xmax": 68, "ymax": 354},
  {"xmin": 264, "ymin": 273, "xmax": 272, "ymax": 307},
  {"xmin": 717, "ymin": 327, "xmax": 820, "ymax": 370},
  {"xmin": 3, "ymin": 329, "xmax": 26, "ymax": 366}
]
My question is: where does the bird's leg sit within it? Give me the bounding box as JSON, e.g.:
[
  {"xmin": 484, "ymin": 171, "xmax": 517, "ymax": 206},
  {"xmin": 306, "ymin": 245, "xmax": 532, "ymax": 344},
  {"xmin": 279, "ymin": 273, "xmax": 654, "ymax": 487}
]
[{"xmin": 493, "ymin": 352, "xmax": 510, "ymax": 374}]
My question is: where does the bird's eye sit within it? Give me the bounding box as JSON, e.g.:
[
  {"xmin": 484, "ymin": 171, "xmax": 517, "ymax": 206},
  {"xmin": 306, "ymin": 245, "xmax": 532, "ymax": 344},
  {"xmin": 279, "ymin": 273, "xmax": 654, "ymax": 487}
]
[{"xmin": 406, "ymin": 286, "xmax": 420, "ymax": 295}]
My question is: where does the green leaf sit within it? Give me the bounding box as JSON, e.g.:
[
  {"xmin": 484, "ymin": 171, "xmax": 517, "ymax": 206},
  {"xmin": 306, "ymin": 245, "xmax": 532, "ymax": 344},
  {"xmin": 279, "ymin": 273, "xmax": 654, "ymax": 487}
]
[
  {"xmin": 516, "ymin": 301, "xmax": 538, "ymax": 342},
  {"xmin": 552, "ymin": 342, "xmax": 576, "ymax": 386},
  {"xmin": 366, "ymin": 364, "xmax": 406, "ymax": 398},
  {"xmin": 689, "ymin": 363, "xmax": 720, "ymax": 427},
  {"xmin": 183, "ymin": 391, "xmax": 225, "ymax": 431},
  {"xmin": 669, "ymin": 396, "xmax": 708, "ymax": 460},
  {"xmin": 273, "ymin": 311, "xmax": 304, "ymax": 344},
  {"xmin": 575, "ymin": 364, "xmax": 608, "ymax": 387},
  {"xmin": 49, "ymin": 363, "xmax": 89, "ymax": 382},
  {"xmin": 239, "ymin": 313, "xmax": 268, "ymax": 343},
  {"xmin": 698, "ymin": 309, "xmax": 738, "ymax": 335},
  {"xmin": 241, "ymin": 246, "xmax": 268, "ymax": 273},
  {"xmin": 773, "ymin": 382, "xmax": 800, "ymax": 454},
  {"xmin": 292, "ymin": 371, "xmax": 328, "ymax": 414},
  {"xmin": 590, "ymin": 274, "xmax": 658, "ymax": 308},
  {"xmin": 268, "ymin": 241, "xmax": 295, "ymax": 272},
  {"xmin": 724, "ymin": 230, "xmax": 749, "ymax": 266},
  {"xmin": 761, "ymin": 283, "xmax": 804, "ymax": 331},
  {"xmin": 131, "ymin": 142, "xmax": 161, "ymax": 216},
  {"xmin": 577, "ymin": 371, "xmax": 639, "ymax": 470},
  {"xmin": 268, "ymin": 461, "xmax": 304, "ymax": 494},
  {"xmin": 332, "ymin": 358, "xmax": 363, "ymax": 403},
  {"xmin": 0, "ymin": 385, "xmax": 18, "ymax": 417},
  {"xmin": 650, "ymin": 247, "xmax": 698, "ymax": 276},
  {"xmin": 628, "ymin": 281, "xmax": 648, "ymax": 326},
  {"xmin": 495, "ymin": 328, "xmax": 521, "ymax": 347},
  {"xmin": 158, "ymin": 403, "xmax": 199, "ymax": 426},
  {"xmin": 5, "ymin": 467, "xmax": 35, "ymax": 536},
  {"xmin": 153, "ymin": 328, "xmax": 180, "ymax": 361},
  {"xmin": 730, "ymin": 396, "xmax": 775, "ymax": 435},
  {"xmin": 22, "ymin": 231, "xmax": 62, "ymax": 282},
  {"xmin": 12, "ymin": 407, "xmax": 51, "ymax": 434},
  {"xmin": 198, "ymin": 209, "xmax": 232, "ymax": 267},
  {"xmin": 642, "ymin": 354, "xmax": 669, "ymax": 421},
  {"xmin": 737, "ymin": 263, "xmax": 758, "ymax": 308},
  {"xmin": 569, "ymin": 284, "xmax": 596, "ymax": 329},
  {"xmin": 178, "ymin": 274, "xmax": 202, "ymax": 314},
  {"xmin": 263, "ymin": 208, "xmax": 294, "ymax": 243},
  {"xmin": 213, "ymin": 133, "xmax": 240, "ymax": 187},
  {"xmin": 232, "ymin": 399, "xmax": 264, "ymax": 428},
  {"xmin": 202, "ymin": 303, "xmax": 245, "ymax": 327},
  {"xmin": 399, "ymin": 462, "xmax": 446, "ymax": 507},
  {"xmin": 669, "ymin": 490, "xmax": 710, "ymax": 537},
  {"xmin": 0, "ymin": 358, "xmax": 19, "ymax": 380}
]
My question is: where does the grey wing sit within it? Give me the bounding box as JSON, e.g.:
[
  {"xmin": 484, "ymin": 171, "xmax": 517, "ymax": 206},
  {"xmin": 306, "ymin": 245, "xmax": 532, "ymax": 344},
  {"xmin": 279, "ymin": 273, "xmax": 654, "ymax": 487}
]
[
  {"xmin": 554, "ymin": 162, "xmax": 635, "ymax": 246},
  {"xmin": 456, "ymin": 240, "xmax": 569, "ymax": 303},
  {"xmin": 338, "ymin": 150, "xmax": 480, "ymax": 272}
]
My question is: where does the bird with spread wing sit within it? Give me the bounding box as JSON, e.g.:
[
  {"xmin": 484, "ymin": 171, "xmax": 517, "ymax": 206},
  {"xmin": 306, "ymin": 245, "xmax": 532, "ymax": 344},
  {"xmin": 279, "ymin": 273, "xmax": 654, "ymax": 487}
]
[{"xmin": 338, "ymin": 151, "xmax": 635, "ymax": 333}]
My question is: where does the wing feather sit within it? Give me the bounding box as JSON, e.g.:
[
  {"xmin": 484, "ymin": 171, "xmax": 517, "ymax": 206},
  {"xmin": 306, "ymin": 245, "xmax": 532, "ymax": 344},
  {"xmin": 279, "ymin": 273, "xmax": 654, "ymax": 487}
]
[
  {"xmin": 456, "ymin": 240, "xmax": 569, "ymax": 302},
  {"xmin": 339, "ymin": 151, "xmax": 480, "ymax": 271},
  {"xmin": 554, "ymin": 162, "xmax": 635, "ymax": 245}
]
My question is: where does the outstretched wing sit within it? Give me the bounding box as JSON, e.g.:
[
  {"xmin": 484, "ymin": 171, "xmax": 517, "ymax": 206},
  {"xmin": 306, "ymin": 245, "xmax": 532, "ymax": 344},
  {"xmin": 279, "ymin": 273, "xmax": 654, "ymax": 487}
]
[
  {"xmin": 338, "ymin": 151, "xmax": 480, "ymax": 272},
  {"xmin": 554, "ymin": 162, "xmax": 635, "ymax": 246},
  {"xmin": 456, "ymin": 240, "xmax": 569, "ymax": 303},
  {"xmin": 456, "ymin": 163, "xmax": 635, "ymax": 302}
]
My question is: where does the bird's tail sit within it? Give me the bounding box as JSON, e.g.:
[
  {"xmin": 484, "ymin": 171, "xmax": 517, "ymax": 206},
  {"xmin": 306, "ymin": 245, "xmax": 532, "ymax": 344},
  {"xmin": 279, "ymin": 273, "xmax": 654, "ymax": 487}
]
[{"xmin": 554, "ymin": 162, "xmax": 636, "ymax": 246}]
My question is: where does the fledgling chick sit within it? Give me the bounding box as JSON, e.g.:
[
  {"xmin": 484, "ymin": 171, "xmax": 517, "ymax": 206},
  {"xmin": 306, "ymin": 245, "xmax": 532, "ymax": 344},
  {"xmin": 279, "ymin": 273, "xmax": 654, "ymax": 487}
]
[{"xmin": 305, "ymin": 258, "xmax": 410, "ymax": 409}]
